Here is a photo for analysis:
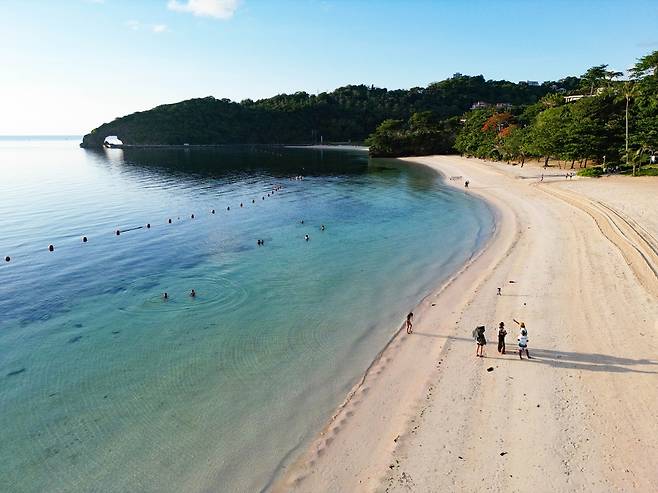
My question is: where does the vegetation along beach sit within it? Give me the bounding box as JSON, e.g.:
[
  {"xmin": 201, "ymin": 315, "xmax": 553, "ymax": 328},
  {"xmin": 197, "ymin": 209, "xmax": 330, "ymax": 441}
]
[{"xmin": 2, "ymin": 1, "xmax": 657, "ymax": 492}]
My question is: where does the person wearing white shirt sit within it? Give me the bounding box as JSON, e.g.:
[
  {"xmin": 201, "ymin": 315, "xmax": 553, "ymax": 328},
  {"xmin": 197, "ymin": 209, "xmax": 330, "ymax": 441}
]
[{"xmin": 517, "ymin": 328, "xmax": 531, "ymax": 359}]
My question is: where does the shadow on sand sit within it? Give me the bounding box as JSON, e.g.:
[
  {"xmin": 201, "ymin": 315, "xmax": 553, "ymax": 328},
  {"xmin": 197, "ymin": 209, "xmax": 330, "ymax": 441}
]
[{"xmin": 411, "ymin": 333, "xmax": 658, "ymax": 375}]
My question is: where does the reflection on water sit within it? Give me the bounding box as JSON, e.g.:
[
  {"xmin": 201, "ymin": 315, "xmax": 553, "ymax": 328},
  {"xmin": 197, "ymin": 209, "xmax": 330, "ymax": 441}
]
[
  {"xmin": 88, "ymin": 145, "xmax": 370, "ymax": 178},
  {"xmin": 0, "ymin": 140, "xmax": 493, "ymax": 492}
]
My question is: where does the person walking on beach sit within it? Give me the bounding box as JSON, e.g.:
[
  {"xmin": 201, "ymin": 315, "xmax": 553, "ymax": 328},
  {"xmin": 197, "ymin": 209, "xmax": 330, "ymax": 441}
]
[
  {"xmin": 497, "ymin": 322, "xmax": 507, "ymax": 354},
  {"xmin": 464, "ymin": 180, "xmax": 470, "ymax": 188},
  {"xmin": 473, "ymin": 325, "xmax": 486, "ymax": 357},
  {"xmin": 497, "ymin": 287, "xmax": 502, "ymax": 296},
  {"xmin": 406, "ymin": 312, "xmax": 414, "ymax": 334}
]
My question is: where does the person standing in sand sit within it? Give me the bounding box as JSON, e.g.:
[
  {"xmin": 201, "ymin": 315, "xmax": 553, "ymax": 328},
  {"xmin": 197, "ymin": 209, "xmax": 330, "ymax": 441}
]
[
  {"xmin": 406, "ymin": 312, "xmax": 414, "ymax": 334},
  {"xmin": 513, "ymin": 319, "xmax": 531, "ymax": 359},
  {"xmin": 517, "ymin": 328, "xmax": 531, "ymax": 359},
  {"xmin": 497, "ymin": 322, "xmax": 507, "ymax": 354},
  {"xmin": 473, "ymin": 325, "xmax": 486, "ymax": 357}
]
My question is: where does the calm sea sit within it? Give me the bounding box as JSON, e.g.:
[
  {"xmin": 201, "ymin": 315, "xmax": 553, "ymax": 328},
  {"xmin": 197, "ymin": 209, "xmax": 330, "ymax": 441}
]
[{"xmin": 0, "ymin": 137, "xmax": 493, "ymax": 492}]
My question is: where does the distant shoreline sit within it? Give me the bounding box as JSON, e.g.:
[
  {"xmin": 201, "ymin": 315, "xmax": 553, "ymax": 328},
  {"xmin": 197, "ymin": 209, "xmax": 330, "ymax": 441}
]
[
  {"xmin": 284, "ymin": 144, "xmax": 369, "ymax": 151},
  {"xmin": 83, "ymin": 142, "xmax": 368, "ymax": 151}
]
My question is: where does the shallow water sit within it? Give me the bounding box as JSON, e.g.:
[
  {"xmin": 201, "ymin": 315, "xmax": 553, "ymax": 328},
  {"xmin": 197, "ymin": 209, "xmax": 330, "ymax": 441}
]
[{"xmin": 0, "ymin": 138, "xmax": 493, "ymax": 492}]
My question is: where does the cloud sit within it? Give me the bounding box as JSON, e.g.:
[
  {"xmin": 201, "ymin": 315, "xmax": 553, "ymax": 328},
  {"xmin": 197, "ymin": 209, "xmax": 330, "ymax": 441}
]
[
  {"xmin": 125, "ymin": 20, "xmax": 169, "ymax": 33},
  {"xmin": 125, "ymin": 19, "xmax": 140, "ymax": 30},
  {"xmin": 167, "ymin": 0, "xmax": 240, "ymax": 19}
]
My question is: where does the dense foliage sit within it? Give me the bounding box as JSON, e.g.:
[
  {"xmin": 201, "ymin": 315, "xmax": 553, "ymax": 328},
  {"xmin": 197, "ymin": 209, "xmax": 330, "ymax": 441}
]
[
  {"xmin": 365, "ymin": 113, "xmax": 459, "ymax": 157},
  {"xmin": 81, "ymin": 75, "xmax": 556, "ymax": 148},
  {"xmin": 453, "ymin": 51, "xmax": 658, "ymax": 175}
]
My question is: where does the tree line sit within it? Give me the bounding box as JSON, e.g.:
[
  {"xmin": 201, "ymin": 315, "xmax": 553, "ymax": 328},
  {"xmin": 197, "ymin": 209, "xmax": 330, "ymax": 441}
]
[
  {"xmin": 368, "ymin": 50, "xmax": 658, "ymax": 176},
  {"xmin": 81, "ymin": 76, "xmax": 560, "ymax": 148}
]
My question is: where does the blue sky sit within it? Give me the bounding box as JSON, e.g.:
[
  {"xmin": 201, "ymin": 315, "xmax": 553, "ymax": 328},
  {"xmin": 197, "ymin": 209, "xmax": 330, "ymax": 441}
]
[{"xmin": 1, "ymin": 0, "xmax": 657, "ymax": 134}]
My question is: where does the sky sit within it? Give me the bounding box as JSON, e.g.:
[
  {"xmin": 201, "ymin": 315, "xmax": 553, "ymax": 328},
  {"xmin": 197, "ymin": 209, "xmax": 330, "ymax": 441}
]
[{"xmin": 1, "ymin": 0, "xmax": 657, "ymax": 135}]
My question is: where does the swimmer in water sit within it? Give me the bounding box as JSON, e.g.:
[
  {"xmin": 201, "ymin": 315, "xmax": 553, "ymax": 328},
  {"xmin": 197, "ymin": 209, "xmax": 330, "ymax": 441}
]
[
  {"xmin": 190, "ymin": 289, "xmax": 196, "ymax": 298},
  {"xmin": 163, "ymin": 292, "xmax": 168, "ymax": 300},
  {"xmin": 321, "ymin": 225, "xmax": 325, "ymax": 231},
  {"xmin": 305, "ymin": 234, "xmax": 309, "ymax": 241}
]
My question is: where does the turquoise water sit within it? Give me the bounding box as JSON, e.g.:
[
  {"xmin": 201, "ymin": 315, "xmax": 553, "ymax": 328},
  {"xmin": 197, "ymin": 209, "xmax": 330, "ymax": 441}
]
[{"xmin": 0, "ymin": 138, "xmax": 493, "ymax": 492}]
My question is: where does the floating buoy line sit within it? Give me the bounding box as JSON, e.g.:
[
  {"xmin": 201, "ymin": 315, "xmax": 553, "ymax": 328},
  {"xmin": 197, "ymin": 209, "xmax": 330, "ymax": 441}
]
[{"xmin": 2, "ymin": 185, "xmax": 286, "ymax": 264}]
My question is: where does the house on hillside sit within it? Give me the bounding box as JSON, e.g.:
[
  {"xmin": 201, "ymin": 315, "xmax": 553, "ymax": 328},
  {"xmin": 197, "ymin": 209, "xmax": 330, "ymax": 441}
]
[
  {"xmin": 470, "ymin": 101, "xmax": 490, "ymax": 110},
  {"xmin": 565, "ymin": 88, "xmax": 605, "ymax": 102},
  {"xmin": 564, "ymin": 94, "xmax": 586, "ymax": 103}
]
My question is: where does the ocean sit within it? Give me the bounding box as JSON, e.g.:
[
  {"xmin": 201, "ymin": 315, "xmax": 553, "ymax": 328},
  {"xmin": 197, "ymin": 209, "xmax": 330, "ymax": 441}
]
[{"xmin": 0, "ymin": 137, "xmax": 493, "ymax": 492}]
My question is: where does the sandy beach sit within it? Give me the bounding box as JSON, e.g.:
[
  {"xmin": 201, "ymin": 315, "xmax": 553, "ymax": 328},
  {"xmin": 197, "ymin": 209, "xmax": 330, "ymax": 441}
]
[{"xmin": 275, "ymin": 155, "xmax": 658, "ymax": 492}]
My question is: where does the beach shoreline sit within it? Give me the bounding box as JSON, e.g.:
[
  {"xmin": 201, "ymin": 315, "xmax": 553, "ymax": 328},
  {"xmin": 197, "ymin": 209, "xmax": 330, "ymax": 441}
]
[
  {"xmin": 271, "ymin": 156, "xmax": 517, "ymax": 491},
  {"xmin": 274, "ymin": 155, "xmax": 658, "ymax": 492}
]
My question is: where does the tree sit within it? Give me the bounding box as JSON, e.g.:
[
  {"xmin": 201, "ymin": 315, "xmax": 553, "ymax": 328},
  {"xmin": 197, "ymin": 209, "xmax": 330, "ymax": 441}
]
[
  {"xmin": 526, "ymin": 106, "xmax": 568, "ymax": 166},
  {"xmin": 454, "ymin": 108, "xmax": 496, "ymax": 157},
  {"xmin": 581, "ymin": 64, "xmax": 609, "ymax": 95},
  {"xmin": 629, "ymin": 50, "xmax": 658, "ymax": 174}
]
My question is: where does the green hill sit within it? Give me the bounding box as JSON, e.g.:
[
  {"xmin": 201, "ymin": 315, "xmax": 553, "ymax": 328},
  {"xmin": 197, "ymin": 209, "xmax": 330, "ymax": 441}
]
[{"xmin": 80, "ymin": 76, "xmax": 568, "ymax": 148}]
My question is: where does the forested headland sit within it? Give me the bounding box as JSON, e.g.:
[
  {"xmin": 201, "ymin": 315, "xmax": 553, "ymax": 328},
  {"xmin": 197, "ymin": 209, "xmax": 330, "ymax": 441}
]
[
  {"xmin": 80, "ymin": 76, "xmax": 563, "ymax": 148},
  {"xmin": 81, "ymin": 50, "xmax": 657, "ymax": 175}
]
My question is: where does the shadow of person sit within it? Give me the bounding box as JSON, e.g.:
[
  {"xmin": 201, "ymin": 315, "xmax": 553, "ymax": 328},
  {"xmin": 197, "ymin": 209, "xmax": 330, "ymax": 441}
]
[
  {"xmin": 415, "ymin": 334, "xmax": 658, "ymax": 375},
  {"xmin": 527, "ymin": 348, "xmax": 658, "ymax": 374}
]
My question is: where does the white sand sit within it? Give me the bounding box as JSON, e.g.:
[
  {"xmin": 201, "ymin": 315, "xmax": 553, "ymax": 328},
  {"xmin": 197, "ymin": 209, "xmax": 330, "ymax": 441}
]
[{"xmin": 274, "ymin": 155, "xmax": 658, "ymax": 492}]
